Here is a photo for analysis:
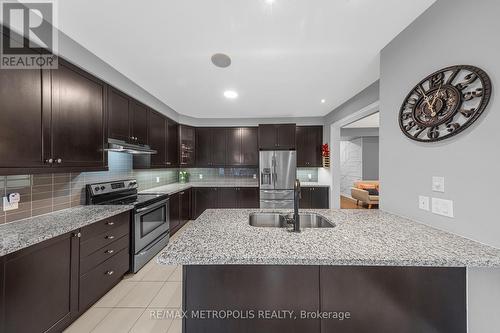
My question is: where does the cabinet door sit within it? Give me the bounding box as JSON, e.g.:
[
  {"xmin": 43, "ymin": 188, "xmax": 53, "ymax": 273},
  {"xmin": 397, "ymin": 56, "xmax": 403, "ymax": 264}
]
[
  {"xmin": 196, "ymin": 128, "xmax": 212, "ymax": 167},
  {"xmin": 107, "ymin": 87, "xmax": 131, "ymax": 142},
  {"xmin": 149, "ymin": 111, "xmax": 166, "ymax": 167},
  {"xmin": 1, "ymin": 232, "xmax": 79, "ymax": 333},
  {"xmin": 310, "ymin": 187, "xmax": 329, "ymax": 209},
  {"xmin": 258, "ymin": 124, "xmax": 276, "ymax": 150},
  {"xmin": 276, "ymin": 124, "xmax": 296, "ymax": 149},
  {"xmin": 212, "ymin": 129, "xmax": 226, "ymax": 166},
  {"xmin": 299, "ymin": 187, "xmax": 312, "ymax": 209},
  {"xmin": 237, "ymin": 187, "xmax": 260, "ymax": 208},
  {"xmin": 218, "ymin": 187, "xmax": 238, "ymax": 208},
  {"xmin": 179, "ymin": 125, "xmax": 196, "ymax": 167},
  {"xmin": 51, "ymin": 61, "xmax": 105, "ymax": 169},
  {"xmin": 0, "ymin": 67, "xmax": 48, "ymax": 170},
  {"xmin": 194, "ymin": 188, "xmax": 218, "ymax": 219},
  {"xmin": 296, "ymin": 126, "xmax": 308, "ymax": 167},
  {"xmin": 226, "ymin": 128, "xmax": 242, "ymax": 166},
  {"xmin": 297, "ymin": 126, "xmax": 323, "ymax": 167},
  {"xmin": 180, "ymin": 189, "xmax": 192, "ymax": 223},
  {"xmin": 131, "ymin": 101, "xmax": 148, "ymax": 145},
  {"xmin": 166, "ymin": 119, "xmax": 179, "ymax": 167},
  {"xmin": 241, "ymin": 127, "xmax": 259, "ymax": 166},
  {"xmin": 169, "ymin": 192, "xmax": 181, "ymax": 234}
]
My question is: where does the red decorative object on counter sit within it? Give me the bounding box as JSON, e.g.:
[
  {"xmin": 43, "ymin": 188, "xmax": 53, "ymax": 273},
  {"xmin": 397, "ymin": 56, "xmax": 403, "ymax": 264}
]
[{"xmin": 321, "ymin": 143, "xmax": 330, "ymax": 167}]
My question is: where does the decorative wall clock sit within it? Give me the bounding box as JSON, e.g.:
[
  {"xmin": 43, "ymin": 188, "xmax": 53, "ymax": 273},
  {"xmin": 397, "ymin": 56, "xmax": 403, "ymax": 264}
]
[{"xmin": 399, "ymin": 65, "xmax": 491, "ymax": 142}]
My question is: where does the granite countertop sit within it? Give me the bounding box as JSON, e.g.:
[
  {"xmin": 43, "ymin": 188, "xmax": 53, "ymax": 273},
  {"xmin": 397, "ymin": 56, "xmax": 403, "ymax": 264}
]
[
  {"xmin": 301, "ymin": 182, "xmax": 330, "ymax": 187},
  {"xmin": 158, "ymin": 209, "xmax": 500, "ymax": 267},
  {"xmin": 141, "ymin": 182, "xmax": 259, "ymax": 195},
  {"xmin": 0, "ymin": 205, "xmax": 133, "ymax": 257}
]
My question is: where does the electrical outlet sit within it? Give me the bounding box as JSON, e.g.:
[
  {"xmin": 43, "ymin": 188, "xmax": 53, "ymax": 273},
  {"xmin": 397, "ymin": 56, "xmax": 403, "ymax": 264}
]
[
  {"xmin": 418, "ymin": 196, "xmax": 430, "ymax": 211},
  {"xmin": 432, "ymin": 198, "xmax": 454, "ymax": 218},
  {"xmin": 432, "ymin": 176, "xmax": 445, "ymax": 192},
  {"xmin": 156, "ymin": 177, "xmax": 160, "ymax": 183},
  {"xmin": 199, "ymin": 174, "xmax": 203, "ymax": 180},
  {"xmin": 3, "ymin": 196, "xmax": 18, "ymax": 212}
]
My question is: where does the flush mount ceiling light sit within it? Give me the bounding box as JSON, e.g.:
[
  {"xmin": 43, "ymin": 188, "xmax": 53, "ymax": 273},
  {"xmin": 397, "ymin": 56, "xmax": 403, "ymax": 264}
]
[
  {"xmin": 211, "ymin": 53, "xmax": 231, "ymax": 68},
  {"xmin": 224, "ymin": 90, "xmax": 238, "ymax": 99}
]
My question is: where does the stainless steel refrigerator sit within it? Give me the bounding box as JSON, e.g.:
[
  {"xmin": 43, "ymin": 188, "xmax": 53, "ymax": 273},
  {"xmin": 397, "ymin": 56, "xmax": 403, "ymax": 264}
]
[{"xmin": 259, "ymin": 150, "xmax": 296, "ymax": 209}]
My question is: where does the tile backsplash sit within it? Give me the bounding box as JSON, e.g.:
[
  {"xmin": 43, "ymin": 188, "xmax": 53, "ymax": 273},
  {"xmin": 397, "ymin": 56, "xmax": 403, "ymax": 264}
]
[
  {"xmin": 0, "ymin": 152, "xmax": 178, "ymax": 224},
  {"xmin": 297, "ymin": 168, "xmax": 319, "ymax": 182},
  {"xmin": 183, "ymin": 168, "xmax": 259, "ymax": 185}
]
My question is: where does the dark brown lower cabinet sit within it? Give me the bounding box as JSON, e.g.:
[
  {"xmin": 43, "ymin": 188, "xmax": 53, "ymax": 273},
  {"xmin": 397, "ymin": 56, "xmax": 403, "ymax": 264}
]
[
  {"xmin": 192, "ymin": 187, "xmax": 259, "ymax": 219},
  {"xmin": 169, "ymin": 192, "xmax": 181, "ymax": 234},
  {"xmin": 300, "ymin": 186, "xmax": 329, "ymax": 209},
  {"xmin": 0, "ymin": 212, "xmax": 131, "ymax": 333},
  {"xmin": 0, "ymin": 232, "xmax": 79, "ymax": 333},
  {"xmin": 171, "ymin": 189, "xmax": 193, "ymax": 236},
  {"xmin": 183, "ymin": 265, "xmax": 466, "ymax": 333}
]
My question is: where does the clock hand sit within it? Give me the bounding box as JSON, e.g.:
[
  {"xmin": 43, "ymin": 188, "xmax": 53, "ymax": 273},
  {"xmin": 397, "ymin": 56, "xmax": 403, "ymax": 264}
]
[{"xmin": 430, "ymin": 84, "xmax": 442, "ymax": 117}]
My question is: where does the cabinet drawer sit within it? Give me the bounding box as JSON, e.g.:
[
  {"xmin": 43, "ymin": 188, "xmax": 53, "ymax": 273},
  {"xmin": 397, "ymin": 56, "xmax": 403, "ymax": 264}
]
[
  {"xmin": 80, "ymin": 212, "xmax": 130, "ymax": 242},
  {"xmin": 80, "ymin": 235, "xmax": 129, "ymax": 275},
  {"xmin": 79, "ymin": 248, "xmax": 129, "ymax": 311},
  {"xmin": 80, "ymin": 221, "xmax": 129, "ymax": 258}
]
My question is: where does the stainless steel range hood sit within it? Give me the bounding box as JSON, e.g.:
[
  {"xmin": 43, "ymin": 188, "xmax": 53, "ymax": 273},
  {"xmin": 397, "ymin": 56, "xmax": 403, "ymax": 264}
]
[{"xmin": 104, "ymin": 138, "xmax": 157, "ymax": 155}]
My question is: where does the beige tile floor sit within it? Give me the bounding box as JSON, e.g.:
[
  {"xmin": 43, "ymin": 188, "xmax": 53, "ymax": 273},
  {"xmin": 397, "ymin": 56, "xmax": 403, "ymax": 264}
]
[{"xmin": 65, "ymin": 223, "xmax": 190, "ymax": 333}]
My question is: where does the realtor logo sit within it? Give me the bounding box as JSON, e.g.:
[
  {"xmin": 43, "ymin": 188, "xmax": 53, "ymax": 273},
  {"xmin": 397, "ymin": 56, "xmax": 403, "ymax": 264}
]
[{"xmin": 1, "ymin": 0, "xmax": 58, "ymax": 69}]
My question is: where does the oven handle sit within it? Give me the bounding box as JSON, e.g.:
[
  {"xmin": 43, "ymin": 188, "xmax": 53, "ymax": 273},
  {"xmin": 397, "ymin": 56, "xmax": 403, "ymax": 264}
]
[{"xmin": 135, "ymin": 198, "xmax": 169, "ymax": 214}]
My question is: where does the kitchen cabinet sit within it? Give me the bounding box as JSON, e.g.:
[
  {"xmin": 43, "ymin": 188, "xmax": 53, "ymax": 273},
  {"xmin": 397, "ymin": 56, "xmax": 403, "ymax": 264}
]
[
  {"xmin": 51, "ymin": 60, "xmax": 106, "ymax": 169},
  {"xmin": 107, "ymin": 87, "xmax": 131, "ymax": 142},
  {"xmin": 179, "ymin": 125, "xmax": 196, "ymax": 167},
  {"xmin": 300, "ymin": 186, "xmax": 329, "ymax": 209},
  {"xmin": 131, "ymin": 100, "xmax": 149, "ymax": 145},
  {"xmin": 180, "ymin": 189, "xmax": 192, "ymax": 224},
  {"xmin": 237, "ymin": 187, "xmax": 260, "ymax": 208},
  {"xmin": 149, "ymin": 111, "xmax": 167, "ymax": 168},
  {"xmin": 166, "ymin": 118, "xmax": 179, "ymax": 167},
  {"xmin": 196, "ymin": 128, "xmax": 227, "ymax": 167},
  {"xmin": 193, "ymin": 187, "xmax": 219, "ymax": 219},
  {"xmin": 219, "ymin": 188, "xmax": 238, "ymax": 208},
  {"xmin": 226, "ymin": 128, "xmax": 259, "ymax": 167},
  {"xmin": 0, "ymin": 59, "xmax": 106, "ymax": 174},
  {"xmin": 258, "ymin": 124, "xmax": 296, "ymax": 150},
  {"xmin": 169, "ymin": 192, "xmax": 181, "ymax": 234},
  {"xmin": 0, "ymin": 232, "xmax": 79, "ymax": 333},
  {"xmin": 0, "ymin": 66, "xmax": 48, "ymax": 171},
  {"xmin": 296, "ymin": 126, "xmax": 323, "ymax": 167}
]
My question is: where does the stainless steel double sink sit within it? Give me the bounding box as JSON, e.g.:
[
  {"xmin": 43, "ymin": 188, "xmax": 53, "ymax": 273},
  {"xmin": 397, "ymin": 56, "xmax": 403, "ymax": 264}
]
[{"xmin": 249, "ymin": 212, "xmax": 335, "ymax": 228}]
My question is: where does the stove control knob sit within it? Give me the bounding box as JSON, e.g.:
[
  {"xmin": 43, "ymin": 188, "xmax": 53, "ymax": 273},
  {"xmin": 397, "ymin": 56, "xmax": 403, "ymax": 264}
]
[
  {"xmin": 94, "ymin": 186, "xmax": 100, "ymax": 192},
  {"xmin": 100, "ymin": 186, "xmax": 106, "ymax": 191}
]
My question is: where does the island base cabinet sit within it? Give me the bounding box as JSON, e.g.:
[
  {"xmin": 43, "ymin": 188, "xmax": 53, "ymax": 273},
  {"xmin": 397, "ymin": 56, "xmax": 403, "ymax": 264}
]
[{"xmin": 182, "ymin": 265, "xmax": 466, "ymax": 333}]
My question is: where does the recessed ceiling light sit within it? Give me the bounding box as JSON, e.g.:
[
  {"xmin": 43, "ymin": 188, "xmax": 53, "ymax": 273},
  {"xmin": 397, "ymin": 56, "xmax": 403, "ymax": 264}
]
[
  {"xmin": 321, "ymin": 99, "xmax": 326, "ymax": 103},
  {"xmin": 224, "ymin": 90, "xmax": 238, "ymax": 99}
]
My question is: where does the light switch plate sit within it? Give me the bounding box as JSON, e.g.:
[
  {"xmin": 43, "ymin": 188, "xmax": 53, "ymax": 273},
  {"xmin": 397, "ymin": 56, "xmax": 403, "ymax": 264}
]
[
  {"xmin": 432, "ymin": 176, "xmax": 445, "ymax": 192},
  {"xmin": 432, "ymin": 198, "xmax": 454, "ymax": 218},
  {"xmin": 3, "ymin": 196, "xmax": 18, "ymax": 212},
  {"xmin": 418, "ymin": 195, "xmax": 430, "ymax": 211}
]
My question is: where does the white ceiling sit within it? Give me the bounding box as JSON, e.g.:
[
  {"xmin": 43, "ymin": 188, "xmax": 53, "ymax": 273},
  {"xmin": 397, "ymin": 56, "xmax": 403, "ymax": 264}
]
[
  {"xmin": 57, "ymin": 0, "xmax": 435, "ymax": 119},
  {"xmin": 343, "ymin": 112, "xmax": 379, "ymax": 128}
]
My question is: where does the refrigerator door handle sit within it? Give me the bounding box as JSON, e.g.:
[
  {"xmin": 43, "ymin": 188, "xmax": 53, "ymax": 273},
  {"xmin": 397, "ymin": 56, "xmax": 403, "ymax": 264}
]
[{"xmin": 272, "ymin": 153, "xmax": 277, "ymax": 188}]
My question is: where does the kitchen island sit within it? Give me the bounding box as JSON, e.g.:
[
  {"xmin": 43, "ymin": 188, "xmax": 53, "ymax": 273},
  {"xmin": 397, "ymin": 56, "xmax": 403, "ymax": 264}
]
[{"xmin": 158, "ymin": 209, "xmax": 500, "ymax": 333}]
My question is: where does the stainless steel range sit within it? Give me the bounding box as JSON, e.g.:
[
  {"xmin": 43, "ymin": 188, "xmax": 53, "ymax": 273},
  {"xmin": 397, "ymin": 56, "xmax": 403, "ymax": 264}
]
[{"xmin": 86, "ymin": 179, "xmax": 169, "ymax": 273}]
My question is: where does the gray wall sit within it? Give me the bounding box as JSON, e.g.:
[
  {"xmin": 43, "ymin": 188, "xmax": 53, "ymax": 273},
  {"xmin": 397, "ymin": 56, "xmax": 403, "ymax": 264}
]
[
  {"xmin": 362, "ymin": 137, "xmax": 379, "ymax": 181},
  {"xmin": 379, "ymin": 0, "xmax": 500, "ymax": 248},
  {"xmin": 341, "ymin": 127, "xmax": 379, "ymax": 140}
]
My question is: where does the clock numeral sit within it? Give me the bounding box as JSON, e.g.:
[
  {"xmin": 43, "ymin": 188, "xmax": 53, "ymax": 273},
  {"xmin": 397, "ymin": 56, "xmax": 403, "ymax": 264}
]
[
  {"xmin": 427, "ymin": 127, "xmax": 440, "ymax": 140},
  {"xmin": 455, "ymin": 73, "xmax": 478, "ymax": 91},
  {"xmin": 429, "ymin": 72, "xmax": 445, "ymax": 88},
  {"xmin": 463, "ymin": 88, "xmax": 483, "ymax": 101},
  {"xmin": 446, "ymin": 122, "xmax": 460, "ymax": 133},
  {"xmin": 413, "ymin": 125, "xmax": 426, "ymax": 138},
  {"xmin": 401, "ymin": 112, "xmax": 413, "ymax": 121},
  {"xmin": 459, "ymin": 107, "xmax": 476, "ymax": 118}
]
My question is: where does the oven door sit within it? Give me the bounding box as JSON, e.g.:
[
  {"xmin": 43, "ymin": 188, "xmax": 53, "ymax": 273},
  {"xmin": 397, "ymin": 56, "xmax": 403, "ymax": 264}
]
[{"xmin": 134, "ymin": 198, "xmax": 169, "ymax": 253}]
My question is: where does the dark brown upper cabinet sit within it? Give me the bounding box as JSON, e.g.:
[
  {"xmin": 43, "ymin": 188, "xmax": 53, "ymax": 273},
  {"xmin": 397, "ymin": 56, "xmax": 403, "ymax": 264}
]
[
  {"xmin": 166, "ymin": 118, "xmax": 179, "ymax": 167},
  {"xmin": 179, "ymin": 125, "xmax": 196, "ymax": 167},
  {"xmin": 196, "ymin": 128, "xmax": 226, "ymax": 167},
  {"xmin": 225, "ymin": 127, "xmax": 259, "ymax": 167},
  {"xmin": 258, "ymin": 124, "xmax": 296, "ymax": 150},
  {"xmin": 0, "ymin": 66, "xmax": 48, "ymax": 171},
  {"xmin": 51, "ymin": 60, "xmax": 106, "ymax": 169},
  {"xmin": 149, "ymin": 111, "xmax": 167, "ymax": 168},
  {"xmin": 107, "ymin": 87, "xmax": 131, "ymax": 142},
  {"xmin": 296, "ymin": 126, "xmax": 323, "ymax": 167},
  {"xmin": 131, "ymin": 100, "xmax": 149, "ymax": 145}
]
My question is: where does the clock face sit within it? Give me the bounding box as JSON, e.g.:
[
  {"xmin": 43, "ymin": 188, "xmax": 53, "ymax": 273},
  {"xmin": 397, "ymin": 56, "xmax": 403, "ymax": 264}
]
[{"xmin": 399, "ymin": 65, "xmax": 491, "ymax": 142}]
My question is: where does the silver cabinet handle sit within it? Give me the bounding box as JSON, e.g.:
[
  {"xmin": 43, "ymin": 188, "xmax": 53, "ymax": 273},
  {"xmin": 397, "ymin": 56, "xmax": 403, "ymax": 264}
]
[
  {"xmin": 106, "ymin": 270, "xmax": 114, "ymax": 276},
  {"xmin": 106, "ymin": 249, "xmax": 114, "ymax": 254},
  {"xmin": 45, "ymin": 158, "xmax": 53, "ymax": 164},
  {"xmin": 106, "ymin": 221, "xmax": 114, "ymax": 226},
  {"xmin": 105, "ymin": 235, "xmax": 115, "ymax": 240},
  {"xmin": 56, "ymin": 158, "xmax": 62, "ymax": 164}
]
